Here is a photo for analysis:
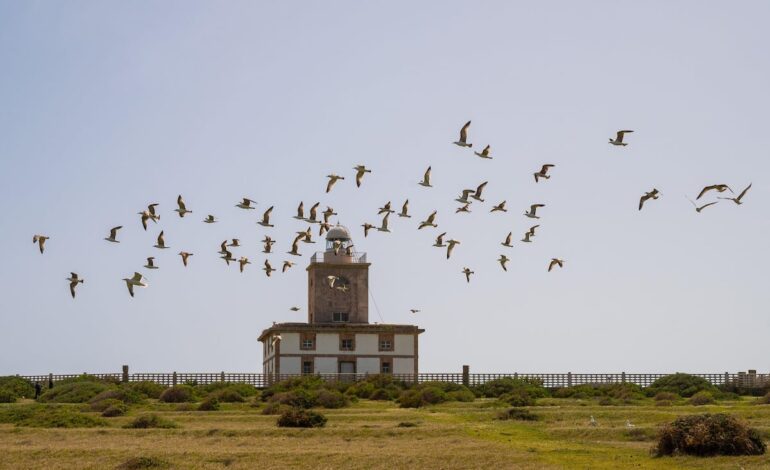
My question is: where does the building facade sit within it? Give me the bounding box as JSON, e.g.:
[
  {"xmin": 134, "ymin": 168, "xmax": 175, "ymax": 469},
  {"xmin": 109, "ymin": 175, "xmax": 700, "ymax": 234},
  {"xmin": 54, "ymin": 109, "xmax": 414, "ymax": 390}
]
[{"xmin": 258, "ymin": 225, "xmax": 424, "ymax": 378}]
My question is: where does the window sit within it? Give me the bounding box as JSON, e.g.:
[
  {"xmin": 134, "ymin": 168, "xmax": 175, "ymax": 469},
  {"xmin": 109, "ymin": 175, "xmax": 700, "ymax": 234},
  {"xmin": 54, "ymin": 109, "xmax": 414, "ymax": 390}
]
[
  {"xmin": 302, "ymin": 361, "xmax": 313, "ymax": 374},
  {"xmin": 340, "ymin": 334, "xmax": 355, "ymax": 351},
  {"xmin": 381, "ymin": 362, "xmax": 391, "ymax": 373},
  {"xmin": 302, "ymin": 339, "xmax": 314, "ymax": 349},
  {"xmin": 333, "ymin": 312, "xmax": 349, "ymax": 322},
  {"xmin": 300, "ymin": 333, "xmax": 316, "ymax": 350},
  {"xmin": 378, "ymin": 334, "xmax": 394, "ymax": 351}
]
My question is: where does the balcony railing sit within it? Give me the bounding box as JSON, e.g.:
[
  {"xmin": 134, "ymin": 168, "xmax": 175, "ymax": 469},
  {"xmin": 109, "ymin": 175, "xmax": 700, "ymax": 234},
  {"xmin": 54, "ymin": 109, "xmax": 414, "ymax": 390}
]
[{"xmin": 310, "ymin": 251, "xmax": 367, "ymax": 264}]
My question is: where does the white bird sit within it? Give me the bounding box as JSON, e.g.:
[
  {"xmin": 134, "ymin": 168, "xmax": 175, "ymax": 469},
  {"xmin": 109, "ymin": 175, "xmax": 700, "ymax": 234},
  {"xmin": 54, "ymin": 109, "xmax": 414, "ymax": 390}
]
[
  {"xmin": 501, "ymin": 232, "xmax": 513, "ymax": 248},
  {"xmin": 326, "ymin": 275, "xmax": 340, "ymax": 289},
  {"xmin": 326, "ymin": 174, "xmax": 344, "ymax": 193},
  {"xmin": 525, "ymin": 204, "xmax": 545, "ymax": 219},
  {"xmin": 609, "ymin": 130, "xmax": 634, "ymax": 146},
  {"xmin": 333, "ymin": 240, "xmax": 342, "ymax": 256},
  {"xmin": 474, "ymin": 145, "xmax": 492, "ymax": 159},
  {"xmin": 625, "ymin": 420, "xmax": 635, "ymax": 429},
  {"xmin": 32, "ymin": 235, "xmax": 49, "ymax": 254},
  {"xmin": 461, "ymin": 267, "xmax": 474, "ymax": 283},
  {"xmin": 296, "ymin": 227, "xmax": 315, "ymax": 244},
  {"xmin": 361, "ymin": 222, "xmax": 374, "ymax": 238},
  {"xmin": 398, "ymin": 200, "xmax": 411, "ymax": 218},
  {"xmin": 453, "ymin": 121, "xmax": 472, "ymax": 148},
  {"xmin": 122, "ymin": 272, "xmax": 148, "ymax": 298},
  {"xmin": 104, "ymin": 226, "xmax": 122, "ymax": 243},
  {"xmin": 377, "ymin": 212, "xmax": 391, "ymax": 233},
  {"xmin": 698, "ymin": 184, "xmax": 732, "ymax": 200},
  {"xmin": 174, "ymin": 195, "xmax": 192, "ymax": 217},
  {"xmin": 146, "ymin": 203, "xmax": 160, "ymax": 222},
  {"xmin": 589, "ymin": 415, "xmax": 597, "ymax": 427},
  {"xmin": 719, "ymin": 183, "xmax": 752, "ymax": 205},
  {"xmin": 548, "ymin": 258, "xmax": 564, "ymax": 272},
  {"xmin": 144, "ymin": 257, "xmax": 159, "ymax": 270},
  {"xmin": 139, "ymin": 211, "xmax": 152, "ymax": 231},
  {"xmin": 419, "ymin": 166, "xmax": 433, "ymax": 187},
  {"xmin": 686, "ymin": 197, "xmax": 718, "ymax": 213},
  {"xmin": 271, "ymin": 334, "xmax": 282, "ymax": 345},
  {"xmin": 258, "ymin": 206, "xmax": 274, "ymax": 227},
  {"xmin": 235, "ymin": 198, "xmax": 257, "ymax": 210},
  {"xmin": 294, "ymin": 202, "xmax": 305, "ymax": 220},
  {"xmin": 307, "ymin": 202, "xmax": 320, "ymax": 224},
  {"xmin": 354, "ymin": 165, "xmax": 371, "ymax": 187},
  {"xmin": 178, "ymin": 251, "xmax": 193, "ymax": 267},
  {"xmin": 282, "ymin": 261, "xmax": 295, "ymax": 273},
  {"xmin": 66, "ymin": 272, "xmax": 83, "ymax": 299},
  {"xmin": 446, "ymin": 239, "xmax": 460, "ymax": 259},
  {"xmin": 639, "ymin": 189, "xmax": 660, "ymax": 211},
  {"xmin": 263, "ymin": 259, "xmax": 276, "ymax": 277},
  {"xmin": 154, "ymin": 231, "xmax": 169, "ymax": 249},
  {"xmin": 203, "ymin": 215, "xmax": 217, "ymax": 224},
  {"xmin": 534, "ymin": 164, "xmax": 555, "ymax": 183},
  {"xmin": 498, "ymin": 255, "xmax": 510, "ymax": 272},
  {"xmin": 433, "ymin": 232, "xmax": 447, "ymax": 247},
  {"xmin": 418, "ymin": 211, "xmax": 438, "ymax": 229},
  {"xmin": 490, "ymin": 201, "xmax": 507, "ymax": 213}
]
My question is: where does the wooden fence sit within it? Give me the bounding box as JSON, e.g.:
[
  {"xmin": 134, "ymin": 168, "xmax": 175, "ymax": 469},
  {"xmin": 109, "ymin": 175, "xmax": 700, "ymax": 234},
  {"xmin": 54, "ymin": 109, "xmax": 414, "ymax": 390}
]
[{"xmin": 16, "ymin": 369, "xmax": 770, "ymax": 389}]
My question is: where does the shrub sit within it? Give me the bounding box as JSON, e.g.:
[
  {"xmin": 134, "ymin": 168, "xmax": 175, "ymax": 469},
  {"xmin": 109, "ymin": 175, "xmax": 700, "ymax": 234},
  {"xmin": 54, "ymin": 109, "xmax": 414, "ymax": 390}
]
[
  {"xmin": 158, "ymin": 385, "xmax": 196, "ymax": 403},
  {"xmin": 89, "ymin": 398, "xmax": 124, "ymax": 412},
  {"xmin": 124, "ymin": 381, "xmax": 167, "ymax": 399},
  {"xmin": 497, "ymin": 408, "xmax": 539, "ymax": 421},
  {"xmin": 689, "ymin": 391, "xmax": 715, "ymax": 406},
  {"xmin": 102, "ymin": 403, "xmax": 128, "ymax": 417},
  {"xmin": 261, "ymin": 402, "xmax": 291, "ymax": 415},
  {"xmin": 276, "ymin": 409, "xmax": 327, "ymax": 428},
  {"xmin": 262, "ymin": 376, "xmax": 327, "ymax": 400},
  {"xmin": 116, "ymin": 456, "xmax": 170, "ymax": 470},
  {"xmin": 200, "ymin": 382, "xmax": 258, "ymax": 398},
  {"xmin": 0, "ymin": 388, "xmax": 17, "ymax": 403},
  {"xmin": 212, "ymin": 389, "xmax": 245, "ymax": 403},
  {"xmin": 500, "ymin": 389, "xmax": 535, "ymax": 407},
  {"xmin": 654, "ymin": 392, "xmax": 678, "ymax": 402},
  {"xmin": 474, "ymin": 378, "xmax": 547, "ymax": 399},
  {"xmin": 368, "ymin": 388, "xmax": 394, "ymax": 400},
  {"xmin": 90, "ymin": 388, "xmax": 145, "ymax": 406},
  {"xmin": 655, "ymin": 400, "xmax": 673, "ymax": 407},
  {"xmin": 447, "ymin": 389, "xmax": 476, "ymax": 402},
  {"xmin": 654, "ymin": 413, "xmax": 766, "ymax": 456},
  {"xmin": 0, "ymin": 404, "xmax": 106, "ymax": 428},
  {"xmin": 124, "ymin": 414, "xmax": 178, "ymax": 429},
  {"xmin": 316, "ymin": 389, "xmax": 349, "ymax": 409},
  {"xmin": 198, "ymin": 397, "xmax": 220, "ymax": 411},
  {"xmin": 756, "ymin": 392, "xmax": 770, "ymax": 405},
  {"xmin": 647, "ymin": 373, "xmax": 718, "ymax": 398},
  {"xmin": 397, "ymin": 387, "xmax": 448, "ymax": 408},
  {"xmin": 0, "ymin": 376, "xmax": 35, "ymax": 399},
  {"xmin": 397, "ymin": 421, "xmax": 418, "ymax": 427},
  {"xmin": 39, "ymin": 381, "xmax": 113, "ymax": 403},
  {"xmin": 554, "ymin": 383, "xmax": 644, "ymax": 402},
  {"xmin": 269, "ymin": 390, "xmax": 317, "ymax": 409}
]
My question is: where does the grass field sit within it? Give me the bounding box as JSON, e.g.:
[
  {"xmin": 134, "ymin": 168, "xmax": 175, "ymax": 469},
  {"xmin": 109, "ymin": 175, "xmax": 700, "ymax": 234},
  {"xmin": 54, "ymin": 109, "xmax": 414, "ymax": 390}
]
[{"xmin": 1, "ymin": 398, "xmax": 769, "ymax": 469}]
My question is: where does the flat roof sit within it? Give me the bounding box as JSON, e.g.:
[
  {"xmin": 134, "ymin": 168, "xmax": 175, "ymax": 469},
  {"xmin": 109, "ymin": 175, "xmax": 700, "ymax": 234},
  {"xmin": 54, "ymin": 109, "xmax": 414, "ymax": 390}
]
[{"xmin": 258, "ymin": 322, "xmax": 424, "ymax": 342}]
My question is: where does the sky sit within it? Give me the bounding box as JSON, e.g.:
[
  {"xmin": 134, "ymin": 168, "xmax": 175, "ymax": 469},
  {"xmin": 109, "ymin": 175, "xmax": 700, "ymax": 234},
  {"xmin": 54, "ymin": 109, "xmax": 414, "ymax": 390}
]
[{"xmin": 1, "ymin": 1, "xmax": 768, "ymax": 376}]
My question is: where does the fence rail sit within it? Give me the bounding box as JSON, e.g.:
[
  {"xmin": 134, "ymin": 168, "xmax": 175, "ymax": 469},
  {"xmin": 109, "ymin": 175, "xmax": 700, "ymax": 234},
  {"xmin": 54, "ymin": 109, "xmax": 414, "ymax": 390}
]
[{"xmin": 15, "ymin": 370, "xmax": 770, "ymax": 389}]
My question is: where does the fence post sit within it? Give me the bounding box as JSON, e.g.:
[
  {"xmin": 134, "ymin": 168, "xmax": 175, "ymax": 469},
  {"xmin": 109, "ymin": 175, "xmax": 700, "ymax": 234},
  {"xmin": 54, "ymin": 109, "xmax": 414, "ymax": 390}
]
[
  {"xmin": 567, "ymin": 372, "xmax": 572, "ymax": 387},
  {"xmin": 221, "ymin": 371, "xmax": 226, "ymax": 382},
  {"xmin": 462, "ymin": 365, "xmax": 470, "ymax": 387},
  {"xmin": 48, "ymin": 373, "xmax": 53, "ymax": 389},
  {"xmin": 122, "ymin": 365, "xmax": 129, "ymax": 384},
  {"xmin": 621, "ymin": 371, "xmax": 626, "ymax": 384},
  {"xmin": 172, "ymin": 371, "xmax": 178, "ymax": 386}
]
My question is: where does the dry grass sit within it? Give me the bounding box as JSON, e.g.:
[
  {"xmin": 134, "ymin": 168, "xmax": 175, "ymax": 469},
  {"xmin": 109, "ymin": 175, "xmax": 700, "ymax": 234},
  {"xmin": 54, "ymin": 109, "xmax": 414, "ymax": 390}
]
[{"xmin": 1, "ymin": 398, "xmax": 769, "ymax": 469}]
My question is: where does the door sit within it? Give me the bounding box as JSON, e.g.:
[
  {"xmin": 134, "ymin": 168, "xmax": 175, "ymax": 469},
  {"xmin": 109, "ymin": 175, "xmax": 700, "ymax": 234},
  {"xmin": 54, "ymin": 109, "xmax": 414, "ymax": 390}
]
[{"xmin": 339, "ymin": 361, "xmax": 356, "ymax": 381}]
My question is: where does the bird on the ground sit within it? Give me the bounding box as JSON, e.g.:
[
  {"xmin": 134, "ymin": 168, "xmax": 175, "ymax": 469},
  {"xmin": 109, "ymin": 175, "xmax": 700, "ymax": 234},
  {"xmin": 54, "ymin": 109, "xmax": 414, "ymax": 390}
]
[
  {"xmin": 122, "ymin": 272, "xmax": 147, "ymax": 298},
  {"xmin": 66, "ymin": 273, "xmax": 83, "ymax": 298},
  {"xmin": 228, "ymin": 239, "xmax": 241, "ymax": 247},
  {"xmin": 287, "ymin": 237, "xmax": 302, "ymax": 257},
  {"xmin": 433, "ymin": 232, "xmax": 447, "ymax": 247},
  {"xmin": 294, "ymin": 202, "xmax": 305, "ymax": 220},
  {"xmin": 625, "ymin": 420, "xmax": 635, "ymax": 429},
  {"xmin": 144, "ymin": 257, "xmax": 159, "ymax": 270},
  {"xmin": 609, "ymin": 130, "xmax": 634, "ymax": 146},
  {"xmin": 258, "ymin": 206, "xmax": 274, "ymax": 227},
  {"xmin": 498, "ymin": 255, "xmax": 510, "ymax": 271},
  {"xmin": 534, "ymin": 164, "xmax": 555, "ymax": 183},
  {"xmin": 718, "ymin": 183, "xmax": 751, "ymax": 205},
  {"xmin": 104, "ymin": 226, "xmax": 122, "ymax": 243},
  {"xmin": 262, "ymin": 236, "xmax": 275, "ymax": 253},
  {"xmin": 354, "ymin": 165, "xmax": 371, "ymax": 187},
  {"xmin": 235, "ymin": 198, "xmax": 257, "ymax": 210},
  {"xmin": 319, "ymin": 222, "xmax": 331, "ymax": 236},
  {"xmin": 589, "ymin": 416, "xmax": 597, "ymax": 427},
  {"xmin": 455, "ymin": 189, "xmax": 475, "ymax": 204},
  {"xmin": 398, "ymin": 200, "xmax": 411, "ymax": 218},
  {"xmin": 410, "ymin": 309, "xmax": 420, "ymax": 314},
  {"xmin": 548, "ymin": 258, "xmax": 564, "ymax": 272},
  {"xmin": 378, "ymin": 201, "xmax": 395, "ymax": 215},
  {"xmin": 203, "ymin": 215, "xmax": 217, "ymax": 224},
  {"xmin": 32, "ymin": 235, "xmax": 49, "ymax": 254},
  {"xmin": 307, "ymin": 203, "xmax": 320, "ymax": 224},
  {"xmin": 326, "ymin": 174, "xmax": 344, "ymax": 193},
  {"xmin": 178, "ymin": 251, "xmax": 193, "ymax": 267},
  {"xmin": 461, "ymin": 267, "xmax": 474, "ymax": 283},
  {"xmin": 290, "ymin": 306, "xmax": 301, "ymax": 312},
  {"xmin": 453, "ymin": 121, "xmax": 472, "ymax": 148},
  {"xmin": 474, "ymin": 145, "xmax": 492, "ymax": 159},
  {"xmin": 282, "ymin": 261, "xmax": 294, "ymax": 273},
  {"xmin": 471, "ymin": 182, "xmax": 488, "ymax": 202},
  {"xmin": 361, "ymin": 223, "xmax": 374, "ymax": 237},
  {"xmin": 154, "ymin": 231, "xmax": 169, "ymax": 249},
  {"xmin": 418, "ymin": 211, "xmax": 438, "ymax": 229},
  {"xmin": 455, "ymin": 203, "xmax": 471, "ymax": 214},
  {"xmin": 639, "ymin": 189, "xmax": 660, "ymax": 211},
  {"xmin": 377, "ymin": 212, "xmax": 391, "ymax": 233},
  {"xmin": 697, "ymin": 184, "xmax": 732, "ymax": 200},
  {"xmin": 501, "ymin": 232, "xmax": 513, "ymax": 248},
  {"xmin": 322, "ymin": 207, "xmax": 337, "ymax": 224},
  {"xmin": 490, "ymin": 201, "xmax": 507, "ymax": 212},
  {"xmin": 263, "ymin": 259, "xmax": 276, "ymax": 277},
  {"xmin": 686, "ymin": 197, "xmax": 718, "ymax": 213},
  {"xmin": 446, "ymin": 239, "xmax": 460, "ymax": 259},
  {"xmin": 419, "ymin": 166, "xmax": 433, "ymax": 187},
  {"xmin": 525, "ymin": 204, "xmax": 545, "ymax": 219},
  {"xmin": 174, "ymin": 195, "xmax": 191, "ymax": 217}
]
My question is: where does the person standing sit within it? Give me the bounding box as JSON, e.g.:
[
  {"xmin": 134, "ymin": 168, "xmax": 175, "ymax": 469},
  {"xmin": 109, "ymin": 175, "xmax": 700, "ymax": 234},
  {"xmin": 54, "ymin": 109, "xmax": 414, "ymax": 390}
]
[{"xmin": 34, "ymin": 382, "xmax": 42, "ymax": 400}]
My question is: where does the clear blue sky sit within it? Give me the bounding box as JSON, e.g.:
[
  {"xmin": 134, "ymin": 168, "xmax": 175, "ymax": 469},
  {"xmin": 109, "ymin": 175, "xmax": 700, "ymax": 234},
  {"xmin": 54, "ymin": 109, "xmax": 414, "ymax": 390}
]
[{"xmin": 1, "ymin": 1, "xmax": 768, "ymax": 375}]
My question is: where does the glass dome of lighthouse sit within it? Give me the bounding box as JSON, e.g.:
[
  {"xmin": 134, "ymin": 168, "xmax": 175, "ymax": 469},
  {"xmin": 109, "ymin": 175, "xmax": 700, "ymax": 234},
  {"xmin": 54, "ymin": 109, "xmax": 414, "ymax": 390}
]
[{"xmin": 325, "ymin": 224, "xmax": 353, "ymax": 252}]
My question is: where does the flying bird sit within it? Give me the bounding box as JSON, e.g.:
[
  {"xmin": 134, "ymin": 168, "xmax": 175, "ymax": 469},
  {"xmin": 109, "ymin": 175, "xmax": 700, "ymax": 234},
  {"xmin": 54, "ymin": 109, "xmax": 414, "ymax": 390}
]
[
  {"xmin": 453, "ymin": 121, "xmax": 472, "ymax": 148},
  {"xmin": 418, "ymin": 211, "xmax": 438, "ymax": 229},
  {"xmin": 501, "ymin": 232, "xmax": 513, "ymax": 248},
  {"xmin": 419, "ymin": 166, "xmax": 433, "ymax": 187},
  {"xmin": 66, "ymin": 272, "xmax": 83, "ymax": 299},
  {"xmin": 474, "ymin": 145, "xmax": 492, "ymax": 159},
  {"xmin": 32, "ymin": 235, "xmax": 49, "ymax": 254},
  {"xmin": 307, "ymin": 203, "xmax": 320, "ymax": 224},
  {"xmin": 377, "ymin": 212, "xmax": 391, "ymax": 233},
  {"xmin": 446, "ymin": 239, "xmax": 460, "ymax": 259},
  {"xmin": 220, "ymin": 249, "xmax": 236, "ymax": 266},
  {"xmin": 258, "ymin": 206, "xmax": 275, "ymax": 227},
  {"xmin": 461, "ymin": 267, "xmax": 474, "ymax": 283},
  {"xmin": 175, "ymin": 195, "xmax": 191, "ymax": 217},
  {"xmin": 686, "ymin": 197, "xmax": 718, "ymax": 213},
  {"xmin": 697, "ymin": 184, "xmax": 732, "ymax": 200},
  {"xmin": 361, "ymin": 223, "xmax": 374, "ymax": 237},
  {"xmin": 455, "ymin": 203, "xmax": 472, "ymax": 214},
  {"xmin": 471, "ymin": 181, "xmax": 488, "ymax": 202},
  {"xmin": 522, "ymin": 225, "xmax": 539, "ymax": 242},
  {"xmin": 455, "ymin": 189, "xmax": 475, "ymax": 204},
  {"xmin": 228, "ymin": 239, "xmax": 241, "ymax": 247},
  {"xmin": 122, "ymin": 272, "xmax": 147, "ymax": 298},
  {"xmin": 410, "ymin": 309, "xmax": 420, "ymax": 314},
  {"xmin": 498, "ymin": 255, "xmax": 510, "ymax": 272},
  {"xmin": 263, "ymin": 259, "xmax": 276, "ymax": 277},
  {"xmin": 139, "ymin": 211, "xmax": 152, "ymax": 230},
  {"xmin": 378, "ymin": 201, "xmax": 395, "ymax": 215},
  {"xmin": 287, "ymin": 237, "xmax": 302, "ymax": 257},
  {"xmin": 548, "ymin": 258, "xmax": 564, "ymax": 272},
  {"xmin": 639, "ymin": 189, "xmax": 660, "ymax": 211},
  {"xmin": 719, "ymin": 183, "xmax": 752, "ymax": 205},
  {"xmin": 490, "ymin": 201, "xmax": 507, "ymax": 213},
  {"xmin": 178, "ymin": 251, "xmax": 193, "ymax": 267},
  {"xmin": 282, "ymin": 261, "xmax": 294, "ymax": 273},
  {"xmin": 144, "ymin": 257, "xmax": 159, "ymax": 270},
  {"xmin": 433, "ymin": 232, "xmax": 447, "ymax": 247},
  {"xmin": 147, "ymin": 203, "xmax": 160, "ymax": 222},
  {"xmin": 524, "ymin": 204, "xmax": 545, "ymax": 219},
  {"xmin": 294, "ymin": 202, "xmax": 305, "ymax": 220},
  {"xmin": 262, "ymin": 236, "xmax": 275, "ymax": 253},
  {"xmin": 203, "ymin": 215, "xmax": 217, "ymax": 224},
  {"xmin": 534, "ymin": 164, "xmax": 555, "ymax": 183},
  {"xmin": 354, "ymin": 165, "xmax": 371, "ymax": 187},
  {"xmin": 326, "ymin": 174, "xmax": 344, "ymax": 193},
  {"xmin": 296, "ymin": 227, "xmax": 315, "ymax": 244},
  {"xmin": 609, "ymin": 130, "xmax": 634, "ymax": 146},
  {"xmin": 322, "ymin": 207, "xmax": 337, "ymax": 224},
  {"xmin": 137, "ymin": 204, "xmax": 159, "ymax": 229},
  {"xmin": 104, "ymin": 226, "xmax": 122, "ymax": 243},
  {"xmin": 154, "ymin": 231, "xmax": 169, "ymax": 249},
  {"xmin": 290, "ymin": 306, "xmax": 301, "ymax": 312},
  {"xmin": 398, "ymin": 200, "xmax": 411, "ymax": 218},
  {"xmin": 235, "ymin": 198, "xmax": 257, "ymax": 210}
]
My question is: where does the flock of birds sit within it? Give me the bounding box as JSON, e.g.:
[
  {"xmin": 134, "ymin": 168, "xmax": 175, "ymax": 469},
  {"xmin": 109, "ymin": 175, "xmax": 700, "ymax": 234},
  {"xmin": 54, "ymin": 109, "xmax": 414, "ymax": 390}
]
[{"xmin": 31, "ymin": 121, "xmax": 752, "ymax": 306}]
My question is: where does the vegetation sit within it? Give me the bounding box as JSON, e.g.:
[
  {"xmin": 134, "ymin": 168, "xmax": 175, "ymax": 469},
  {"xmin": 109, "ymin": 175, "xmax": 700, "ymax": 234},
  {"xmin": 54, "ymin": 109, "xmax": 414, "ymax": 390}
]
[
  {"xmin": 554, "ymin": 383, "xmax": 645, "ymax": 402},
  {"xmin": 654, "ymin": 413, "xmax": 766, "ymax": 457},
  {"xmin": 689, "ymin": 391, "xmax": 716, "ymax": 406},
  {"xmin": 158, "ymin": 385, "xmax": 196, "ymax": 403},
  {"xmin": 497, "ymin": 407, "xmax": 540, "ymax": 421},
  {"xmin": 197, "ymin": 397, "xmax": 220, "ymax": 411},
  {"xmin": 38, "ymin": 380, "xmax": 114, "ymax": 403},
  {"xmin": 276, "ymin": 408, "xmax": 327, "ymax": 428},
  {"xmin": 123, "ymin": 414, "xmax": 178, "ymax": 429},
  {"xmin": 124, "ymin": 381, "xmax": 167, "ymax": 399},
  {"xmin": 0, "ymin": 404, "xmax": 106, "ymax": 427},
  {"xmin": 115, "ymin": 456, "xmax": 170, "ymax": 470},
  {"xmin": 646, "ymin": 373, "xmax": 718, "ymax": 398},
  {"xmin": 757, "ymin": 392, "xmax": 770, "ymax": 405},
  {"xmin": 0, "ymin": 376, "xmax": 35, "ymax": 402}
]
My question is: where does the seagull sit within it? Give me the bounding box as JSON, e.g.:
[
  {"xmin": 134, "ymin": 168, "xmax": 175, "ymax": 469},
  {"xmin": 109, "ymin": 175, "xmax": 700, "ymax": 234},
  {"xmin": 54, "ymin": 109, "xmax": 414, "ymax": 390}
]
[
  {"xmin": 418, "ymin": 211, "xmax": 437, "ymax": 229},
  {"xmin": 326, "ymin": 174, "xmax": 344, "ymax": 193},
  {"xmin": 218, "ymin": 240, "xmax": 229, "ymax": 255},
  {"xmin": 282, "ymin": 261, "xmax": 294, "ymax": 273},
  {"xmin": 501, "ymin": 232, "xmax": 513, "ymax": 248},
  {"xmin": 361, "ymin": 223, "xmax": 374, "ymax": 237},
  {"xmin": 398, "ymin": 200, "xmax": 411, "ymax": 218},
  {"xmin": 252, "ymin": 206, "xmax": 273, "ymax": 227},
  {"xmin": 260, "ymin": 236, "xmax": 275, "ymax": 254},
  {"xmin": 697, "ymin": 184, "xmax": 732, "ymax": 200},
  {"xmin": 345, "ymin": 245, "xmax": 354, "ymax": 256},
  {"xmin": 122, "ymin": 272, "xmax": 147, "ymax": 298},
  {"xmin": 461, "ymin": 267, "xmax": 474, "ymax": 283},
  {"xmin": 589, "ymin": 416, "xmax": 597, "ymax": 427},
  {"xmin": 525, "ymin": 204, "xmax": 545, "ymax": 219},
  {"xmin": 294, "ymin": 202, "xmax": 305, "ymax": 220},
  {"xmin": 455, "ymin": 203, "xmax": 471, "ymax": 214},
  {"xmin": 378, "ymin": 201, "xmax": 395, "ymax": 215},
  {"xmin": 228, "ymin": 239, "xmax": 241, "ymax": 247},
  {"xmin": 446, "ymin": 239, "xmax": 460, "ymax": 259},
  {"xmin": 154, "ymin": 231, "xmax": 169, "ymax": 249},
  {"xmin": 307, "ymin": 203, "xmax": 320, "ymax": 224},
  {"xmin": 290, "ymin": 306, "xmax": 301, "ymax": 312},
  {"xmin": 534, "ymin": 164, "xmax": 555, "ymax": 183},
  {"xmin": 32, "ymin": 235, "xmax": 49, "ymax": 254},
  {"xmin": 287, "ymin": 237, "xmax": 302, "ymax": 257},
  {"xmin": 66, "ymin": 273, "xmax": 83, "ymax": 298},
  {"xmin": 322, "ymin": 207, "xmax": 337, "ymax": 224},
  {"xmin": 490, "ymin": 201, "xmax": 507, "ymax": 213},
  {"xmin": 377, "ymin": 212, "xmax": 391, "ymax": 233},
  {"xmin": 409, "ymin": 309, "xmax": 420, "ymax": 314},
  {"xmin": 625, "ymin": 420, "xmax": 635, "ymax": 429},
  {"xmin": 548, "ymin": 258, "xmax": 564, "ymax": 272},
  {"xmin": 609, "ymin": 130, "xmax": 634, "ymax": 146},
  {"xmin": 686, "ymin": 197, "xmax": 718, "ymax": 213},
  {"xmin": 332, "ymin": 240, "xmax": 342, "ymax": 255},
  {"xmin": 419, "ymin": 166, "xmax": 433, "ymax": 187},
  {"xmin": 263, "ymin": 259, "xmax": 276, "ymax": 277},
  {"xmin": 220, "ymin": 249, "xmax": 236, "ymax": 266},
  {"xmin": 639, "ymin": 189, "xmax": 660, "ymax": 211},
  {"xmin": 147, "ymin": 203, "xmax": 160, "ymax": 222},
  {"xmin": 498, "ymin": 255, "xmax": 510, "ymax": 272},
  {"xmin": 178, "ymin": 251, "xmax": 193, "ymax": 267},
  {"xmin": 455, "ymin": 189, "xmax": 475, "ymax": 204},
  {"xmin": 296, "ymin": 227, "xmax": 315, "ymax": 244},
  {"xmin": 235, "ymin": 198, "xmax": 257, "ymax": 210},
  {"xmin": 271, "ymin": 334, "xmax": 282, "ymax": 345},
  {"xmin": 474, "ymin": 145, "xmax": 492, "ymax": 159},
  {"xmin": 453, "ymin": 121, "xmax": 472, "ymax": 148},
  {"xmin": 203, "ymin": 215, "xmax": 217, "ymax": 224},
  {"xmin": 144, "ymin": 257, "xmax": 159, "ymax": 270},
  {"xmin": 174, "ymin": 195, "xmax": 192, "ymax": 217},
  {"xmin": 336, "ymin": 284, "xmax": 349, "ymax": 293},
  {"xmin": 521, "ymin": 225, "xmax": 539, "ymax": 243},
  {"xmin": 104, "ymin": 226, "xmax": 122, "ymax": 243},
  {"xmin": 719, "ymin": 183, "xmax": 752, "ymax": 205},
  {"xmin": 139, "ymin": 211, "xmax": 152, "ymax": 230},
  {"xmin": 354, "ymin": 165, "xmax": 371, "ymax": 187},
  {"xmin": 326, "ymin": 275, "xmax": 340, "ymax": 289},
  {"xmin": 433, "ymin": 232, "xmax": 447, "ymax": 247},
  {"xmin": 471, "ymin": 182, "xmax": 488, "ymax": 202}
]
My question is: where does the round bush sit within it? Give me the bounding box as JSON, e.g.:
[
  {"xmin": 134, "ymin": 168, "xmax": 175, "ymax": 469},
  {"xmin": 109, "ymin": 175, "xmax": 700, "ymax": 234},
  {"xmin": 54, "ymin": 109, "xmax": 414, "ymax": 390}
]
[
  {"xmin": 124, "ymin": 381, "xmax": 167, "ymax": 399},
  {"xmin": 368, "ymin": 388, "xmax": 393, "ymax": 401},
  {"xmin": 0, "ymin": 377, "xmax": 35, "ymax": 400},
  {"xmin": 277, "ymin": 409, "xmax": 327, "ymax": 428},
  {"xmin": 689, "ymin": 391, "xmax": 715, "ymax": 406},
  {"xmin": 39, "ymin": 381, "xmax": 113, "ymax": 404},
  {"xmin": 158, "ymin": 385, "xmax": 196, "ymax": 403},
  {"xmin": 102, "ymin": 403, "xmax": 128, "ymax": 417},
  {"xmin": 316, "ymin": 389, "xmax": 349, "ymax": 409},
  {"xmin": 200, "ymin": 383, "xmax": 258, "ymax": 398},
  {"xmin": 198, "ymin": 397, "xmax": 220, "ymax": 411},
  {"xmin": 447, "ymin": 389, "xmax": 476, "ymax": 402},
  {"xmin": 212, "ymin": 389, "xmax": 245, "ymax": 403},
  {"xmin": 0, "ymin": 388, "xmax": 17, "ymax": 403},
  {"xmin": 123, "ymin": 414, "xmax": 178, "ymax": 429},
  {"xmin": 500, "ymin": 389, "xmax": 535, "ymax": 407},
  {"xmin": 757, "ymin": 392, "xmax": 770, "ymax": 405},
  {"xmin": 497, "ymin": 408, "xmax": 539, "ymax": 421},
  {"xmin": 647, "ymin": 373, "xmax": 717, "ymax": 398},
  {"xmin": 475, "ymin": 378, "xmax": 547, "ymax": 399},
  {"xmin": 269, "ymin": 390, "xmax": 317, "ymax": 409},
  {"xmin": 654, "ymin": 392, "xmax": 678, "ymax": 402},
  {"xmin": 654, "ymin": 413, "xmax": 766, "ymax": 456},
  {"xmin": 90, "ymin": 389, "xmax": 145, "ymax": 406},
  {"xmin": 261, "ymin": 402, "xmax": 291, "ymax": 415},
  {"xmin": 89, "ymin": 398, "xmax": 124, "ymax": 412}
]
